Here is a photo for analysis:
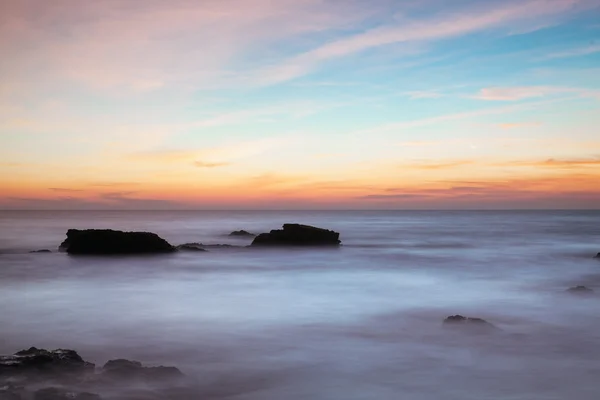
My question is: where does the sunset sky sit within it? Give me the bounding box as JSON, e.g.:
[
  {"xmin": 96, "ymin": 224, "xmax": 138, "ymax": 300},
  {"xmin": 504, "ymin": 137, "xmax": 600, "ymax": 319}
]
[{"xmin": 1, "ymin": 0, "xmax": 599, "ymax": 209}]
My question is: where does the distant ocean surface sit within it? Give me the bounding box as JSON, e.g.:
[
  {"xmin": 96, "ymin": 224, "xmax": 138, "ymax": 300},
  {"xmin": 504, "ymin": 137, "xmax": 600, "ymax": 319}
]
[{"xmin": 1, "ymin": 210, "xmax": 600, "ymax": 399}]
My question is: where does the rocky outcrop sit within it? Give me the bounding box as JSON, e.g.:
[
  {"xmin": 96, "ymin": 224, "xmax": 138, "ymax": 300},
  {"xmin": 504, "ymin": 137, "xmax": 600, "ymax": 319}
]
[
  {"xmin": 29, "ymin": 250, "xmax": 51, "ymax": 253},
  {"xmin": 595, "ymin": 252, "xmax": 600, "ymax": 259},
  {"xmin": 251, "ymin": 224, "xmax": 341, "ymax": 246},
  {"xmin": 229, "ymin": 230, "xmax": 255, "ymax": 237},
  {"xmin": 101, "ymin": 359, "xmax": 183, "ymax": 382},
  {"xmin": 1, "ymin": 347, "xmax": 183, "ymax": 399},
  {"xmin": 0, "ymin": 347, "xmax": 94, "ymax": 378},
  {"xmin": 176, "ymin": 243, "xmax": 207, "ymax": 252},
  {"xmin": 59, "ymin": 229, "xmax": 175, "ymax": 255},
  {"xmin": 442, "ymin": 315, "xmax": 499, "ymax": 332},
  {"xmin": 567, "ymin": 285, "xmax": 594, "ymax": 294}
]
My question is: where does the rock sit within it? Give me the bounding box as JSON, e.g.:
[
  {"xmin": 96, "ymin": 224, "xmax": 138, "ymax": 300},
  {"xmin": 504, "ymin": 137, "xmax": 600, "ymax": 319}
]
[
  {"xmin": 595, "ymin": 252, "xmax": 600, "ymax": 258},
  {"xmin": 229, "ymin": 230, "xmax": 255, "ymax": 237},
  {"xmin": 175, "ymin": 243, "xmax": 207, "ymax": 252},
  {"xmin": 102, "ymin": 359, "xmax": 183, "ymax": 382},
  {"xmin": 251, "ymin": 224, "xmax": 341, "ymax": 246},
  {"xmin": 442, "ymin": 315, "xmax": 499, "ymax": 332},
  {"xmin": 567, "ymin": 285, "xmax": 594, "ymax": 294},
  {"xmin": 0, "ymin": 348, "xmax": 94, "ymax": 379},
  {"xmin": 29, "ymin": 250, "xmax": 51, "ymax": 253},
  {"xmin": 59, "ymin": 229, "xmax": 175, "ymax": 255},
  {"xmin": 33, "ymin": 388, "xmax": 101, "ymax": 400}
]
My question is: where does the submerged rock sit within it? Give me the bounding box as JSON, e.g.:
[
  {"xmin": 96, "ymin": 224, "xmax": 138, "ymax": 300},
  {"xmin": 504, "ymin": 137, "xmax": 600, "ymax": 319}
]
[
  {"xmin": 0, "ymin": 347, "xmax": 94, "ymax": 379},
  {"xmin": 176, "ymin": 243, "xmax": 207, "ymax": 252},
  {"xmin": 229, "ymin": 230, "xmax": 255, "ymax": 237},
  {"xmin": 33, "ymin": 388, "xmax": 101, "ymax": 400},
  {"xmin": 251, "ymin": 224, "xmax": 341, "ymax": 246},
  {"xmin": 442, "ymin": 315, "xmax": 499, "ymax": 333},
  {"xmin": 29, "ymin": 250, "xmax": 51, "ymax": 253},
  {"xmin": 59, "ymin": 229, "xmax": 175, "ymax": 255},
  {"xmin": 567, "ymin": 285, "xmax": 594, "ymax": 294},
  {"xmin": 102, "ymin": 359, "xmax": 183, "ymax": 382}
]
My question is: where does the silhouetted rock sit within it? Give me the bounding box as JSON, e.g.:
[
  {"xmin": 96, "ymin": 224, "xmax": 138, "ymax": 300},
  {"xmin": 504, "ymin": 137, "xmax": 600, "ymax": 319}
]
[
  {"xmin": 176, "ymin": 243, "xmax": 207, "ymax": 252},
  {"xmin": 595, "ymin": 252, "xmax": 600, "ymax": 258},
  {"xmin": 0, "ymin": 347, "xmax": 94, "ymax": 378},
  {"xmin": 567, "ymin": 285, "xmax": 594, "ymax": 294},
  {"xmin": 59, "ymin": 229, "xmax": 175, "ymax": 255},
  {"xmin": 443, "ymin": 315, "xmax": 499, "ymax": 332},
  {"xmin": 33, "ymin": 388, "xmax": 101, "ymax": 400},
  {"xmin": 251, "ymin": 224, "xmax": 341, "ymax": 246},
  {"xmin": 29, "ymin": 250, "xmax": 51, "ymax": 253},
  {"xmin": 102, "ymin": 359, "xmax": 183, "ymax": 382},
  {"xmin": 229, "ymin": 230, "xmax": 255, "ymax": 237}
]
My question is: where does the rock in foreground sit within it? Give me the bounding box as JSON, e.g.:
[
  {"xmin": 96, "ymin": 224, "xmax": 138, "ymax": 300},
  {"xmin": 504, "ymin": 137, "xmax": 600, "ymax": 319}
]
[
  {"xmin": 0, "ymin": 347, "xmax": 94, "ymax": 378},
  {"xmin": 443, "ymin": 315, "xmax": 499, "ymax": 333},
  {"xmin": 595, "ymin": 252, "xmax": 600, "ymax": 259},
  {"xmin": 60, "ymin": 229, "xmax": 175, "ymax": 255},
  {"xmin": 251, "ymin": 224, "xmax": 341, "ymax": 246}
]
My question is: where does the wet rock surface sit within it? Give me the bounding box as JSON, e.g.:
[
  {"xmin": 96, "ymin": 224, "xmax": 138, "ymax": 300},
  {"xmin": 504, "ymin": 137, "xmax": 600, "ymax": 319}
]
[
  {"xmin": 59, "ymin": 229, "xmax": 175, "ymax": 255},
  {"xmin": 251, "ymin": 224, "xmax": 341, "ymax": 246},
  {"xmin": 0, "ymin": 347, "xmax": 94, "ymax": 378},
  {"xmin": 442, "ymin": 315, "xmax": 499, "ymax": 332}
]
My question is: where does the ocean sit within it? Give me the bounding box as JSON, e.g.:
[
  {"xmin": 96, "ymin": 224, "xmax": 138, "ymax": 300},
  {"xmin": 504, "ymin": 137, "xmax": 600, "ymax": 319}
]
[{"xmin": 1, "ymin": 210, "xmax": 599, "ymax": 399}]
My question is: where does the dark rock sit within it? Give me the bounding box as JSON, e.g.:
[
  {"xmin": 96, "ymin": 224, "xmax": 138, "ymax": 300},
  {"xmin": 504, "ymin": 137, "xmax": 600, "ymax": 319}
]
[
  {"xmin": 59, "ymin": 229, "xmax": 175, "ymax": 255},
  {"xmin": 229, "ymin": 230, "xmax": 255, "ymax": 237},
  {"xmin": 176, "ymin": 243, "xmax": 207, "ymax": 252},
  {"xmin": 442, "ymin": 315, "xmax": 499, "ymax": 332},
  {"xmin": 567, "ymin": 285, "xmax": 594, "ymax": 294},
  {"xmin": 595, "ymin": 252, "xmax": 600, "ymax": 258},
  {"xmin": 29, "ymin": 250, "xmax": 51, "ymax": 253},
  {"xmin": 102, "ymin": 359, "xmax": 183, "ymax": 382},
  {"xmin": 251, "ymin": 224, "xmax": 341, "ymax": 247},
  {"xmin": 34, "ymin": 388, "xmax": 101, "ymax": 400},
  {"xmin": 0, "ymin": 348, "xmax": 94, "ymax": 378}
]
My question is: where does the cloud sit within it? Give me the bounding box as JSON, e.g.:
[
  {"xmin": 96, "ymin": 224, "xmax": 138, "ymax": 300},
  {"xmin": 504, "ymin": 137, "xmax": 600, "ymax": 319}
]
[
  {"xmin": 403, "ymin": 160, "xmax": 474, "ymax": 170},
  {"xmin": 194, "ymin": 161, "xmax": 231, "ymax": 168},
  {"xmin": 406, "ymin": 91, "xmax": 443, "ymax": 99},
  {"xmin": 88, "ymin": 182, "xmax": 141, "ymax": 187},
  {"xmin": 474, "ymin": 86, "xmax": 600, "ymax": 101},
  {"xmin": 542, "ymin": 44, "xmax": 600, "ymax": 59},
  {"xmin": 497, "ymin": 122, "xmax": 542, "ymax": 129},
  {"xmin": 259, "ymin": 0, "xmax": 598, "ymax": 84},
  {"xmin": 500, "ymin": 156, "xmax": 600, "ymax": 169},
  {"xmin": 48, "ymin": 188, "xmax": 84, "ymax": 192}
]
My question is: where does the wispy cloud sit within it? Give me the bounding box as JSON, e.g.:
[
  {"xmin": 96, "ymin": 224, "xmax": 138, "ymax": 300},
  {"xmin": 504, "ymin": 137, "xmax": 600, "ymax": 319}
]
[
  {"xmin": 48, "ymin": 188, "xmax": 84, "ymax": 192},
  {"xmin": 474, "ymin": 86, "xmax": 600, "ymax": 101},
  {"xmin": 497, "ymin": 121, "xmax": 542, "ymax": 129},
  {"xmin": 194, "ymin": 161, "xmax": 231, "ymax": 168},
  {"xmin": 542, "ymin": 44, "xmax": 600, "ymax": 59}
]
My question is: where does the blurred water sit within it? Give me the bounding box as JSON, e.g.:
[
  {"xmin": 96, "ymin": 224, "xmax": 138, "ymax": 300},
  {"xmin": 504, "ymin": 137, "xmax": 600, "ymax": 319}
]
[{"xmin": 0, "ymin": 210, "xmax": 599, "ymax": 399}]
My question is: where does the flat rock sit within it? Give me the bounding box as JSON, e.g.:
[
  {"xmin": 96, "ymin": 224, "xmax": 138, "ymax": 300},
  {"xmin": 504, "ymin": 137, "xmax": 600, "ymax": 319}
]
[
  {"xmin": 251, "ymin": 224, "xmax": 341, "ymax": 247},
  {"xmin": 102, "ymin": 359, "xmax": 183, "ymax": 382},
  {"xmin": 442, "ymin": 315, "xmax": 499, "ymax": 333},
  {"xmin": 59, "ymin": 229, "xmax": 175, "ymax": 255},
  {"xmin": 229, "ymin": 230, "xmax": 255, "ymax": 237},
  {"xmin": 29, "ymin": 250, "xmax": 51, "ymax": 253},
  {"xmin": 567, "ymin": 285, "xmax": 594, "ymax": 294}
]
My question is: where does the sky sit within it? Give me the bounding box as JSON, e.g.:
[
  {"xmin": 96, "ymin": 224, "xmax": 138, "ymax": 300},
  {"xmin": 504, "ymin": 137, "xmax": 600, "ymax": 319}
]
[{"xmin": 1, "ymin": 0, "xmax": 600, "ymax": 210}]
